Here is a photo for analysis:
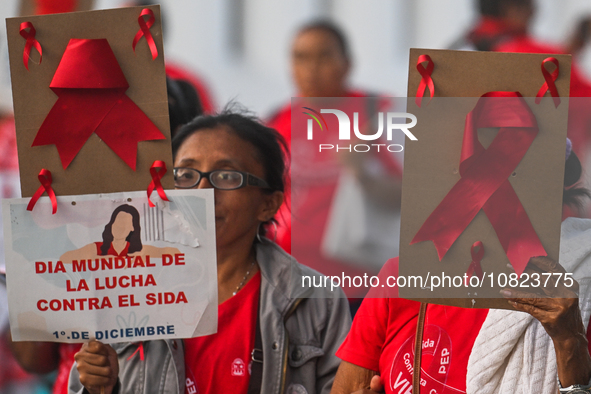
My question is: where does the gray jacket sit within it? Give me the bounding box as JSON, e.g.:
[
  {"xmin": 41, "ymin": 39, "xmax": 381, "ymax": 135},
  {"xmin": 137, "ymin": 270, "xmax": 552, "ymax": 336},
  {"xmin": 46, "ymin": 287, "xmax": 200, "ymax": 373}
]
[{"xmin": 69, "ymin": 241, "xmax": 352, "ymax": 394}]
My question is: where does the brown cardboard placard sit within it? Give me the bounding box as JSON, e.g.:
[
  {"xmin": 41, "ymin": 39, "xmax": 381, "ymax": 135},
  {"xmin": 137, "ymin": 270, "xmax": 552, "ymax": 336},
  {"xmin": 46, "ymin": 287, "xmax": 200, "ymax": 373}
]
[
  {"xmin": 6, "ymin": 5, "xmax": 174, "ymax": 198},
  {"xmin": 400, "ymin": 49, "xmax": 571, "ymax": 309}
]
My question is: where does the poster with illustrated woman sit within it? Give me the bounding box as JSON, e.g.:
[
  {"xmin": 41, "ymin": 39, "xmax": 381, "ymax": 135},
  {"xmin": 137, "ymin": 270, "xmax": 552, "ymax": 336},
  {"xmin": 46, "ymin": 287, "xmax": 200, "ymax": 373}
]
[{"xmin": 2, "ymin": 190, "xmax": 217, "ymax": 344}]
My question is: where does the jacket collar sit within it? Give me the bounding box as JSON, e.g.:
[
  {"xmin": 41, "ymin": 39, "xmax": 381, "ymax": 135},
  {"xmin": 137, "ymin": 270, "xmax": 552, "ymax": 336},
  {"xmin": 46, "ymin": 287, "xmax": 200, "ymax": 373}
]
[{"xmin": 255, "ymin": 240, "xmax": 314, "ymax": 311}]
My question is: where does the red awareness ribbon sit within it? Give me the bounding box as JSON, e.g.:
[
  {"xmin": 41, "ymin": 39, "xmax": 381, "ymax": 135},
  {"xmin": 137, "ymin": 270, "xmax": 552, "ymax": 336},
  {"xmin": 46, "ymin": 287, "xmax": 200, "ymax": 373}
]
[
  {"xmin": 132, "ymin": 8, "xmax": 158, "ymax": 60},
  {"xmin": 126, "ymin": 342, "xmax": 145, "ymax": 361},
  {"xmin": 19, "ymin": 22, "xmax": 42, "ymax": 71},
  {"xmin": 411, "ymin": 92, "xmax": 547, "ymax": 276},
  {"xmin": 147, "ymin": 160, "xmax": 170, "ymax": 207},
  {"xmin": 27, "ymin": 169, "xmax": 57, "ymax": 214},
  {"xmin": 465, "ymin": 241, "xmax": 485, "ymax": 285},
  {"xmin": 32, "ymin": 38, "xmax": 165, "ymax": 169},
  {"xmin": 415, "ymin": 54, "xmax": 434, "ymax": 108},
  {"xmin": 535, "ymin": 57, "xmax": 560, "ymax": 108}
]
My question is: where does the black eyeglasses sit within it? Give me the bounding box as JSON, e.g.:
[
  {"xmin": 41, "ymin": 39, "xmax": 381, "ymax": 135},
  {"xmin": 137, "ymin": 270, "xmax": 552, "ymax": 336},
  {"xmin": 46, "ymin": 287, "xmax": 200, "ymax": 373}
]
[{"xmin": 174, "ymin": 168, "xmax": 270, "ymax": 190}]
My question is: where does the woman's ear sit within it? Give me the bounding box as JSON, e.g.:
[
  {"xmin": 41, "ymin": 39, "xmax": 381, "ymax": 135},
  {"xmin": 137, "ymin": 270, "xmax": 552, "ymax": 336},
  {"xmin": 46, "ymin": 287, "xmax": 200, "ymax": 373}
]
[{"xmin": 258, "ymin": 191, "xmax": 284, "ymax": 222}]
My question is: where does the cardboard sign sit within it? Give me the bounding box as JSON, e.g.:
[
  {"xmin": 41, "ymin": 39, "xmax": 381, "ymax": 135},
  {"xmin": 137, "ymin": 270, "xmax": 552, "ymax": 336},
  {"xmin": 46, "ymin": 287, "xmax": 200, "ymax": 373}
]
[
  {"xmin": 6, "ymin": 5, "xmax": 173, "ymax": 198},
  {"xmin": 399, "ymin": 49, "xmax": 571, "ymax": 309},
  {"xmin": 3, "ymin": 190, "xmax": 217, "ymax": 343}
]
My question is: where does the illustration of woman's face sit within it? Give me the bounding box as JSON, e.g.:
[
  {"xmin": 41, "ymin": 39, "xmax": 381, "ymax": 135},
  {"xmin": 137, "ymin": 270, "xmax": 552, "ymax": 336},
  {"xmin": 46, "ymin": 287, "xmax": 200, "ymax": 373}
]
[{"xmin": 111, "ymin": 212, "xmax": 134, "ymax": 240}]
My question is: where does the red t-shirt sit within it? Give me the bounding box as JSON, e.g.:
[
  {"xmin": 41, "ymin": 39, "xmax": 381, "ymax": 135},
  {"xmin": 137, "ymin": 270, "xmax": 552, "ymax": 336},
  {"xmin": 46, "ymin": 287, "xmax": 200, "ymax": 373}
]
[
  {"xmin": 94, "ymin": 241, "xmax": 130, "ymax": 257},
  {"xmin": 267, "ymin": 92, "xmax": 403, "ymax": 297},
  {"xmin": 184, "ymin": 272, "xmax": 260, "ymax": 394},
  {"xmin": 336, "ymin": 258, "xmax": 488, "ymax": 394},
  {"xmin": 53, "ymin": 343, "xmax": 82, "ymax": 394}
]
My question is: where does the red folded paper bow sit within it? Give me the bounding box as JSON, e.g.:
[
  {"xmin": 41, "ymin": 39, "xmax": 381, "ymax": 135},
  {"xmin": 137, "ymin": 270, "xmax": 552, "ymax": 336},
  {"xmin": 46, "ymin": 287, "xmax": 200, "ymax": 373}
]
[
  {"xmin": 411, "ymin": 92, "xmax": 547, "ymax": 275},
  {"xmin": 32, "ymin": 38, "xmax": 165, "ymax": 170}
]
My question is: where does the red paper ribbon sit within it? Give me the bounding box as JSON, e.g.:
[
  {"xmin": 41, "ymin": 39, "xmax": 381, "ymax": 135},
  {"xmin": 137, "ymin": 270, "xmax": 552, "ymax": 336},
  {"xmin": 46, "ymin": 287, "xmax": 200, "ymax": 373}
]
[
  {"xmin": 32, "ymin": 38, "xmax": 165, "ymax": 169},
  {"xmin": 411, "ymin": 92, "xmax": 547, "ymax": 275},
  {"xmin": 535, "ymin": 57, "xmax": 560, "ymax": 108},
  {"xmin": 147, "ymin": 160, "xmax": 169, "ymax": 207},
  {"xmin": 27, "ymin": 169, "xmax": 57, "ymax": 214},
  {"xmin": 465, "ymin": 241, "xmax": 485, "ymax": 283},
  {"xmin": 415, "ymin": 54, "xmax": 434, "ymax": 107},
  {"xmin": 19, "ymin": 22, "xmax": 42, "ymax": 71},
  {"xmin": 132, "ymin": 8, "xmax": 158, "ymax": 60},
  {"xmin": 126, "ymin": 342, "xmax": 144, "ymax": 361}
]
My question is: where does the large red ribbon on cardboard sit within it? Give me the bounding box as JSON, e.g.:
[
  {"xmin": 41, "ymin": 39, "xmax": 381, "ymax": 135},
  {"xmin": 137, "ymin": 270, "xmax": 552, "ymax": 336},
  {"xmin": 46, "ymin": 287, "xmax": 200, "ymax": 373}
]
[
  {"xmin": 411, "ymin": 92, "xmax": 547, "ymax": 275},
  {"xmin": 32, "ymin": 38, "xmax": 165, "ymax": 170}
]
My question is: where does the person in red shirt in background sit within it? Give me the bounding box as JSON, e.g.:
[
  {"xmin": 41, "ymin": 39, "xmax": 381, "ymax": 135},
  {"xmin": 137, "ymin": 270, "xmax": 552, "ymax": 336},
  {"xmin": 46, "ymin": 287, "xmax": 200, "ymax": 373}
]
[
  {"xmin": 451, "ymin": 0, "xmax": 591, "ymax": 219},
  {"xmin": 0, "ymin": 113, "xmax": 47, "ymax": 393},
  {"xmin": 268, "ymin": 21, "xmax": 403, "ymax": 312},
  {"xmin": 268, "ymin": 20, "xmax": 359, "ymax": 254}
]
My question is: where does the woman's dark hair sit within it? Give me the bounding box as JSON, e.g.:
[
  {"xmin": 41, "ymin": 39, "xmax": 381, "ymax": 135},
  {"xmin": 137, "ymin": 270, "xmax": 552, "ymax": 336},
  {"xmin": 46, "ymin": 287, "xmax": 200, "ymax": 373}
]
[
  {"xmin": 478, "ymin": 0, "xmax": 532, "ymax": 17},
  {"xmin": 297, "ymin": 20, "xmax": 350, "ymax": 62},
  {"xmin": 563, "ymin": 151, "xmax": 590, "ymax": 210},
  {"xmin": 173, "ymin": 107, "xmax": 289, "ymax": 194},
  {"xmin": 100, "ymin": 204, "xmax": 143, "ymax": 255},
  {"xmin": 167, "ymin": 77, "xmax": 203, "ymax": 138},
  {"xmin": 478, "ymin": 0, "xmax": 502, "ymax": 17},
  {"xmin": 172, "ymin": 107, "xmax": 289, "ymax": 238}
]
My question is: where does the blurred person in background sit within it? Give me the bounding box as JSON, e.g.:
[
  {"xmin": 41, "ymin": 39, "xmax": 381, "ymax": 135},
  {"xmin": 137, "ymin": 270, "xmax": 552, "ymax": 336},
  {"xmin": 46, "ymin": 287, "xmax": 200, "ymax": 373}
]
[
  {"xmin": 450, "ymin": 0, "xmax": 591, "ymax": 99},
  {"xmin": 167, "ymin": 77, "xmax": 204, "ymax": 137},
  {"xmin": 0, "ymin": 114, "xmax": 39, "ymax": 394},
  {"xmin": 451, "ymin": 0, "xmax": 591, "ymax": 217},
  {"xmin": 0, "ymin": 7, "xmax": 50, "ymax": 392},
  {"xmin": 268, "ymin": 21, "xmax": 404, "ymax": 311}
]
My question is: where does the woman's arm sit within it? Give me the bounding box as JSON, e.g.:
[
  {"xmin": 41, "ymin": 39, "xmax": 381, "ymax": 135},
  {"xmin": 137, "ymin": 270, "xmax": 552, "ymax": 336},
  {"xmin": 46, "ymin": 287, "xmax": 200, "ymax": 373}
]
[
  {"xmin": 6, "ymin": 330, "xmax": 60, "ymax": 374},
  {"xmin": 331, "ymin": 361, "xmax": 382, "ymax": 394},
  {"xmin": 501, "ymin": 256, "xmax": 591, "ymax": 388},
  {"xmin": 60, "ymin": 243, "xmax": 99, "ymax": 265},
  {"xmin": 133, "ymin": 245, "xmax": 181, "ymax": 258}
]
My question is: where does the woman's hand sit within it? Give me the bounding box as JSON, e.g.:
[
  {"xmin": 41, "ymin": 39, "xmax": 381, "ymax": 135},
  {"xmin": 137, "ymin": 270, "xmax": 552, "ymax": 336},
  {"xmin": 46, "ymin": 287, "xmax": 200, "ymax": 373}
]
[
  {"xmin": 74, "ymin": 340, "xmax": 119, "ymax": 394},
  {"xmin": 351, "ymin": 375, "xmax": 384, "ymax": 394},
  {"xmin": 501, "ymin": 256, "xmax": 591, "ymax": 387},
  {"xmin": 331, "ymin": 361, "xmax": 382, "ymax": 394},
  {"xmin": 501, "ymin": 256, "xmax": 580, "ymax": 340}
]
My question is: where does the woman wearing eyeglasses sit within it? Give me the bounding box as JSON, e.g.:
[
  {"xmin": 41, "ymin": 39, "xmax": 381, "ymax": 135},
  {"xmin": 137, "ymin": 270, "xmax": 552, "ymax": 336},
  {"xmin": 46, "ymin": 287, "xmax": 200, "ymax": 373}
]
[{"xmin": 69, "ymin": 109, "xmax": 352, "ymax": 394}]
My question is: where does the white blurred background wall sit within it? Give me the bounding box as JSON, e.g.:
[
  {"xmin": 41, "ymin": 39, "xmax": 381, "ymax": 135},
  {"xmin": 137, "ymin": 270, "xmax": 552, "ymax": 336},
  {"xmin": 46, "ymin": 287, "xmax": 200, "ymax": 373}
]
[{"xmin": 2, "ymin": 0, "xmax": 591, "ymax": 116}]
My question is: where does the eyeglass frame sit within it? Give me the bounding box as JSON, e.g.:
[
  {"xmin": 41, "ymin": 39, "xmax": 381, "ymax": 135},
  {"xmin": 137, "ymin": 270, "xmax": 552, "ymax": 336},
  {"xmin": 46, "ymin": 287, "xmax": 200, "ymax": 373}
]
[{"xmin": 173, "ymin": 167, "xmax": 271, "ymax": 190}]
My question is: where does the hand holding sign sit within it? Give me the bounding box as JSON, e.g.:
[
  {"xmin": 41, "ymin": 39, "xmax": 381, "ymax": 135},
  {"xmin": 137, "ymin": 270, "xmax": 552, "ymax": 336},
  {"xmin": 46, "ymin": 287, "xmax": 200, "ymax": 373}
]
[{"xmin": 75, "ymin": 340, "xmax": 119, "ymax": 394}]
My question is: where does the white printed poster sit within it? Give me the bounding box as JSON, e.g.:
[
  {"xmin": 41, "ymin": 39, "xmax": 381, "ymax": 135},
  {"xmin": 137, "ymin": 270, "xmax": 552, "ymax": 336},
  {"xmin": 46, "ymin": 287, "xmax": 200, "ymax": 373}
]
[{"xmin": 3, "ymin": 190, "xmax": 217, "ymax": 343}]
